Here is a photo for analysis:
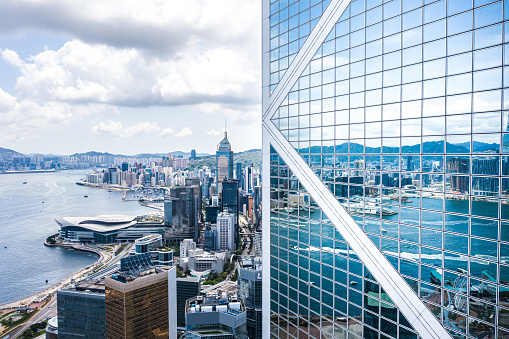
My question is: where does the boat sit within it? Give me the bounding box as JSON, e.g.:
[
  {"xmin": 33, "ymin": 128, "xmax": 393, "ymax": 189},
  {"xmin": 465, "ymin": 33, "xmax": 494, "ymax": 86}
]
[
  {"xmin": 84, "ymin": 195, "xmax": 89, "ymax": 198},
  {"xmin": 45, "ymin": 279, "xmax": 48, "ymax": 283},
  {"xmin": 23, "ymin": 180, "xmax": 27, "ymax": 184}
]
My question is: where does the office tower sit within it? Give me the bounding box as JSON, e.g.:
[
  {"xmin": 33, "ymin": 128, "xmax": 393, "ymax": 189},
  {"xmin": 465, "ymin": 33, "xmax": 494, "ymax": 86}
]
[
  {"xmin": 57, "ymin": 280, "xmax": 106, "ymax": 339},
  {"xmin": 164, "ymin": 197, "xmax": 174, "ymax": 226},
  {"xmin": 204, "ymin": 224, "xmax": 217, "ymax": 251},
  {"xmin": 221, "ymin": 178, "xmax": 240, "ymax": 229},
  {"xmin": 238, "ymin": 257, "xmax": 263, "ymax": 339},
  {"xmin": 167, "ymin": 185, "xmax": 201, "ymax": 241},
  {"xmin": 236, "ymin": 162, "xmax": 243, "ymax": 184},
  {"xmin": 216, "ymin": 211, "xmax": 235, "ymax": 251},
  {"xmin": 216, "ymin": 131, "xmax": 234, "ymax": 185},
  {"xmin": 205, "ymin": 205, "xmax": 221, "ymax": 223},
  {"xmin": 105, "ymin": 265, "xmax": 177, "ymax": 339},
  {"xmin": 184, "ymin": 296, "xmax": 248, "ymax": 338},
  {"xmin": 263, "ymin": 1, "xmax": 509, "ymax": 338},
  {"xmin": 176, "ymin": 277, "xmax": 202, "ymax": 328},
  {"xmin": 244, "ymin": 165, "xmax": 253, "ymax": 193},
  {"xmin": 253, "ymin": 185, "xmax": 262, "ymax": 226},
  {"xmin": 191, "ymin": 149, "xmax": 197, "ymax": 159}
]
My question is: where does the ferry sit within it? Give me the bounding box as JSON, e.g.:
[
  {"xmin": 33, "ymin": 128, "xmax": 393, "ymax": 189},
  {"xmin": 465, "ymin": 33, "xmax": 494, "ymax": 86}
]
[{"xmin": 23, "ymin": 180, "xmax": 27, "ymax": 184}]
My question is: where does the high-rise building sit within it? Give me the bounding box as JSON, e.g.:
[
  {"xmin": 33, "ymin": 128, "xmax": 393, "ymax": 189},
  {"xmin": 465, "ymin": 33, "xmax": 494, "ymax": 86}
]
[
  {"xmin": 216, "ymin": 211, "xmax": 235, "ymax": 251},
  {"xmin": 244, "ymin": 165, "xmax": 253, "ymax": 193},
  {"xmin": 57, "ymin": 280, "xmax": 106, "ymax": 339},
  {"xmin": 176, "ymin": 276, "xmax": 202, "ymax": 328},
  {"xmin": 191, "ymin": 149, "xmax": 197, "ymax": 159},
  {"xmin": 221, "ymin": 178, "xmax": 240, "ymax": 231},
  {"xmin": 166, "ymin": 185, "xmax": 201, "ymax": 241},
  {"xmin": 238, "ymin": 257, "xmax": 263, "ymax": 339},
  {"xmin": 216, "ymin": 131, "xmax": 234, "ymax": 185},
  {"xmin": 105, "ymin": 266, "xmax": 177, "ymax": 339},
  {"xmin": 263, "ymin": 1, "xmax": 509, "ymax": 338},
  {"xmin": 236, "ymin": 162, "xmax": 243, "ymax": 185}
]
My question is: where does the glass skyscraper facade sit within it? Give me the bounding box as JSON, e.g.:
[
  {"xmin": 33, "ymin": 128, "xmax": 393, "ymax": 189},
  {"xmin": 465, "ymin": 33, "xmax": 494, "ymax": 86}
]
[{"xmin": 262, "ymin": 0, "xmax": 509, "ymax": 338}]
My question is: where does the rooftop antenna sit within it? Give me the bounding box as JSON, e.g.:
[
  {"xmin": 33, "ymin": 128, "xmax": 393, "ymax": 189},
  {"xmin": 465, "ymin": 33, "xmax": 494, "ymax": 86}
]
[{"xmin": 225, "ymin": 118, "xmax": 227, "ymax": 138}]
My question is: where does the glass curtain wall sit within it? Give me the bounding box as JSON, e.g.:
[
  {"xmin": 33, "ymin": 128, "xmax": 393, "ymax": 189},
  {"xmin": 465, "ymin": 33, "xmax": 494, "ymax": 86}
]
[{"xmin": 265, "ymin": 0, "xmax": 509, "ymax": 338}]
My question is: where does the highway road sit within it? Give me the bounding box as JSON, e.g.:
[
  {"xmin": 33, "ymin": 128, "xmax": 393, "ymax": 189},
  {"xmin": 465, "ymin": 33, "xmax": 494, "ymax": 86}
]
[{"xmin": 1, "ymin": 297, "xmax": 57, "ymax": 339}]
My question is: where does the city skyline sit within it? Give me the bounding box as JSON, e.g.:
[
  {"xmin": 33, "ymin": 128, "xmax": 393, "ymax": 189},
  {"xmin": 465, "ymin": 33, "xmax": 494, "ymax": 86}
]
[{"xmin": 0, "ymin": 0, "xmax": 262, "ymax": 155}]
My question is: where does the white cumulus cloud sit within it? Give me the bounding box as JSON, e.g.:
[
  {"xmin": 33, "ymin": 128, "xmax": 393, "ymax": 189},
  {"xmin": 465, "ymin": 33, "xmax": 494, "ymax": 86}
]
[
  {"xmin": 174, "ymin": 127, "xmax": 192, "ymax": 138},
  {"xmin": 91, "ymin": 120, "xmax": 159, "ymax": 138},
  {"xmin": 159, "ymin": 127, "xmax": 174, "ymax": 137}
]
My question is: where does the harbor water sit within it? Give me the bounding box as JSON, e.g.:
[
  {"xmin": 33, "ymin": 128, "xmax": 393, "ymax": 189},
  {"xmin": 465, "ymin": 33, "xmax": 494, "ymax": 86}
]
[{"xmin": 0, "ymin": 170, "xmax": 150, "ymax": 304}]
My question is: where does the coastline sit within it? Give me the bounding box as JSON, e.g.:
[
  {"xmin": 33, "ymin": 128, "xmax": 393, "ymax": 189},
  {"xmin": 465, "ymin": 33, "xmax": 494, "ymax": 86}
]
[{"xmin": 0, "ymin": 243, "xmax": 109, "ymax": 312}]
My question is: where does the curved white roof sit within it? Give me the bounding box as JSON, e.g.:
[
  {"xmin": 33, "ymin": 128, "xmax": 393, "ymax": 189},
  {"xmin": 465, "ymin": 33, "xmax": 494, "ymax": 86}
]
[{"xmin": 55, "ymin": 215, "xmax": 137, "ymax": 232}]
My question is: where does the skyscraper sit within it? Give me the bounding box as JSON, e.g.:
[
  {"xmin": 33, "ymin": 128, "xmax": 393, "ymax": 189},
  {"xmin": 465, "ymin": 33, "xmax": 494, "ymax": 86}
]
[
  {"xmin": 216, "ymin": 131, "xmax": 234, "ymax": 185},
  {"xmin": 238, "ymin": 257, "xmax": 263, "ymax": 339},
  {"xmin": 216, "ymin": 211, "xmax": 235, "ymax": 251},
  {"xmin": 57, "ymin": 280, "xmax": 106, "ymax": 339},
  {"xmin": 105, "ymin": 266, "xmax": 177, "ymax": 339},
  {"xmin": 263, "ymin": 1, "xmax": 509, "ymax": 338}
]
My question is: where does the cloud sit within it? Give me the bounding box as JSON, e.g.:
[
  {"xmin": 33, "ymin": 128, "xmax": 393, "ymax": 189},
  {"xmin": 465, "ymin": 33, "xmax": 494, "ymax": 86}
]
[
  {"xmin": 0, "ymin": 0, "xmax": 261, "ymax": 108},
  {"xmin": 206, "ymin": 129, "xmax": 222, "ymax": 136},
  {"xmin": 174, "ymin": 127, "xmax": 192, "ymax": 138},
  {"xmin": 0, "ymin": 87, "xmax": 105, "ymax": 143},
  {"xmin": 159, "ymin": 127, "xmax": 174, "ymax": 137},
  {"xmin": 0, "ymin": 0, "xmax": 260, "ymax": 56},
  {"xmin": 91, "ymin": 120, "xmax": 159, "ymax": 138},
  {"xmin": 197, "ymin": 103, "xmax": 261, "ymax": 123},
  {"xmin": 0, "ymin": 0, "xmax": 262, "ymax": 149}
]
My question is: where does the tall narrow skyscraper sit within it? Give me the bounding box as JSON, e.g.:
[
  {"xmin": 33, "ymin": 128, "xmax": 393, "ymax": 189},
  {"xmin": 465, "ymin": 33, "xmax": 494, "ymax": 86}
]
[
  {"xmin": 216, "ymin": 131, "xmax": 234, "ymax": 185},
  {"xmin": 263, "ymin": 1, "xmax": 509, "ymax": 338}
]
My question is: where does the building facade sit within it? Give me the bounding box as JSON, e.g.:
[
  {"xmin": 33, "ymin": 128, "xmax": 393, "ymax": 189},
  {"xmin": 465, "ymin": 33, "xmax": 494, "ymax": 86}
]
[
  {"xmin": 177, "ymin": 277, "xmax": 202, "ymax": 328},
  {"xmin": 216, "ymin": 131, "xmax": 234, "ymax": 185},
  {"xmin": 217, "ymin": 211, "xmax": 235, "ymax": 251},
  {"xmin": 57, "ymin": 281, "xmax": 106, "ymax": 339},
  {"xmin": 238, "ymin": 257, "xmax": 263, "ymax": 339},
  {"xmin": 263, "ymin": 0, "xmax": 509, "ymax": 338},
  {"xmin": 105, "ymin": 267, "xmax": 177, "ymax": 339},
  {"xmin": 181, "ymin": 239, "xmax": 197, "ymax": 259}
]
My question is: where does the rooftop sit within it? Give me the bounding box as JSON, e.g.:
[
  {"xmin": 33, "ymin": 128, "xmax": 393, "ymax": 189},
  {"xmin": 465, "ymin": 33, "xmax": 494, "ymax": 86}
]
[
  {"xmin": 55, "ymin": 215, "xmax": 137, "ymax": 232},
  {"xmin": 238, "ymin": 256, "xmax": 262, "ymax": 271},
  {"xmin": 186, "ymin": 296, "xmax": 244, "ymax": 317}
]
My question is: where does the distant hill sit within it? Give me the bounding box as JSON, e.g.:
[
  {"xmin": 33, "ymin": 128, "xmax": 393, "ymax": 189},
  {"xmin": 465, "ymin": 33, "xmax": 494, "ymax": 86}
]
[
  {"xmin": 71, "ymin": 151, "xmax": 210, "ymax": 159},
  {"xmin": 0, "ymin": 147, "xmax": 21, "ymax": 155},
  {"xmin": 186, "ymin": 149, "xmax": 261, "ymax": 171}
]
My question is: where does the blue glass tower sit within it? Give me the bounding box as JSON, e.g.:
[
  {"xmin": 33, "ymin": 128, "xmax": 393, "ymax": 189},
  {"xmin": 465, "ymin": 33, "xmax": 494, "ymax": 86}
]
[{"xmin": 262, "ymin": 0, "xmax": 509, "ymax": 338}]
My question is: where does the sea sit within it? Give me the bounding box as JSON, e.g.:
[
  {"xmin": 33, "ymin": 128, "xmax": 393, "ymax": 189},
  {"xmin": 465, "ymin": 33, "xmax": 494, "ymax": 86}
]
[{"xmin": 0, "ymin": 170, "xmax": 151, "ymax": 305}]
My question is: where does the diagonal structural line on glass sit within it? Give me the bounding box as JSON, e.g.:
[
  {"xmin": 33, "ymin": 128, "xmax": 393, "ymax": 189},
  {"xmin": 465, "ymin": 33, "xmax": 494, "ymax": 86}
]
[
  {"xmin": 263, "ymin": 120, "xmax": 452, "ymax": 339},
  {"xmin": 262, "ymin": 0, "xmax": 351, "ymax": 122}
]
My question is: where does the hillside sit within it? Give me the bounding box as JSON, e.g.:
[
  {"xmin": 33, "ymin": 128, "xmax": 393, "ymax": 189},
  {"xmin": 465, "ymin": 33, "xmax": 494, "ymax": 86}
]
[{"xmin": 0, "ymin": 147, "xmax": 21, "ymax": 155}]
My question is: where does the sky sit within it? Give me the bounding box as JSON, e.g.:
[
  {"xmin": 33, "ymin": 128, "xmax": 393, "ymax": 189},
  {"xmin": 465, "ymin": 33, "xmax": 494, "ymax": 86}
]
[{"xmin": 0, "ymin": 0, "xmax": 261, "ymax": 155}]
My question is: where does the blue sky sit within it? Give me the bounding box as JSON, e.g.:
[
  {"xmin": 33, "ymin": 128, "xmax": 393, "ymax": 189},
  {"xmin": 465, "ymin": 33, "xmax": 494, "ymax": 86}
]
[{"xmin": 0, "ymin": 0, "xmax": 261, "ymax": 155}]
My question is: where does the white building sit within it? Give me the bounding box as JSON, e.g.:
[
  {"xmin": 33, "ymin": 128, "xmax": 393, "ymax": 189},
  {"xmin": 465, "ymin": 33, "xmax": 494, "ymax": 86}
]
[
  {"xmin": 181, "ymin": 249, "xmax": 227, "ymax": 274},
  {"xmin": 180, "ymin": 239, "xmax": 196, "ymax": 259},
  {"xmin": 216, "ymin": 211, "xmax": 234, "ymax": 251}
]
